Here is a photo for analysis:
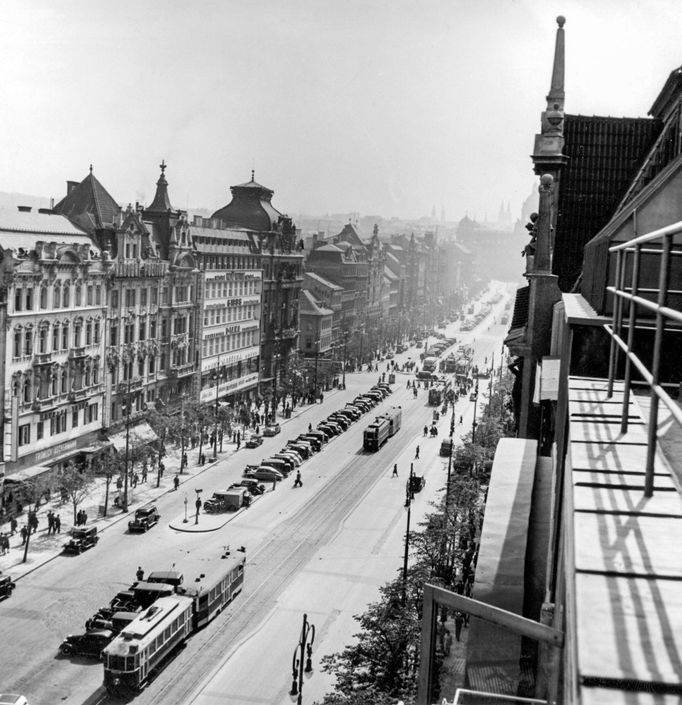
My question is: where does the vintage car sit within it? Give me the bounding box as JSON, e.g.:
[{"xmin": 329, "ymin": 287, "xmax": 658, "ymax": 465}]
[
  {"xmin": 204, "ymin": 488, "xmax": 252, "ymax": 512},
  {"xmin": 0, "ymin": 572, "xmax": 16, "ymax": 601},
  {"xmin": 244, "ymin": 465, "xmax": 283, "ymax": 483},
  {"xmin": 245, "ymin": 434, "xmax": 264, "ymax": 448},
  {"xmin": 59, "ymin": 630, "xmax": 114, "ymax": 658},
  {"xmin": 128, "ymin": 505, "xmax": 160, "ymax": 532},
  {"xmin": 262, "ymin": 423, "xmax": 281, "ymax": 437},
  {"xmin": 63, "ymin": 526, "xmax": 99, "ymax": 554},
  {"xmin": 408, "ymin": 474, "xmax": 426, "ymax": 494}
]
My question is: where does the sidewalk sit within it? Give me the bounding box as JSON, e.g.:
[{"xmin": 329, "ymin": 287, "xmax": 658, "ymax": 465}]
[{"xmin": 0, "ymin": 387, "xmax": 345, "ymax": 581}]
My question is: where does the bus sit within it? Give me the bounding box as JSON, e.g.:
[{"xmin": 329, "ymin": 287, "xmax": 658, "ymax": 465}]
[
  {"xmin": 383, "ymin": 406, "xmax": 402, "ymax": 436},
  {"xmin": 422, "ymin": 356, "xmax": 438, "ymax": 372},
  {"xmin": 363, "ymin": 417, "xmax": 391, "ymax": 451},
  {"xmin": 103, "ymin": 595, "xmax": 194, "ymax": 696},
  {"xmin": 177, "ymin": 554, "xmax": 245, "ymax": 629}
]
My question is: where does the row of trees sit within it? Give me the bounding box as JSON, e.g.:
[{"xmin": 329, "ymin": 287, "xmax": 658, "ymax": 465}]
[{"xmin": 316, "ymin": 371, "xmax": 515, "ymax": 704}]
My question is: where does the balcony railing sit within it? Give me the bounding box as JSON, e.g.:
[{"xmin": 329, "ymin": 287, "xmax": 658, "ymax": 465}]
[
  {"xmin": 605, "ymin": 218, "xmax": 682, "ymax": 497},
  {"xmin": 33, "ymin": 352, "xmax": 52, "ymax": 366},
  {"xmin": 168, "ymin": 362, "xmax": 195, "ymax": 378},
  {"xmin": 68, "ymin": 346, "xmax": 87, "ymax": 359}
]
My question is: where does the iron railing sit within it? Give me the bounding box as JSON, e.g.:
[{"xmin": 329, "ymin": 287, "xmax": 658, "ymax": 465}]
[{"xmin": 605, "ymin": 218, "xmax": 682, "ymax": 497}]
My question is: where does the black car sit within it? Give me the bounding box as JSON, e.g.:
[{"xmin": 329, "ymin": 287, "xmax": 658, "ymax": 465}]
[
  {"xmin": 0, "ymin": 572, "xmax": 15, "ymax": 601},
  {"xmin": 297, "ymin": 435, "xmax": 321, "ymax": 452},
  {"xmin": 327, "ymin": 414, "xmax": 350, "ymax": 430},
  {"xmin": 128, "ymin": 505, "xmax": 160, "ymax": 532},
  {"xmin": 63, "ymin": 526, "xmax": 99, "ymax": 554},
  {"xmin": 286, "ymin": 442, "xmax": 310, "ymax": 459},
  {"xmin": 59, "ymin": 630, "xmax": 114, "ymax": 658},
  {"xmin": 245, "ymin": 434, "xmax": 264, "ymax": 448}
]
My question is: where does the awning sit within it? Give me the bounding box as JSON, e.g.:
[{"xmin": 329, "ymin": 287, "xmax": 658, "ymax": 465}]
[
  {"xmin": 3, "ymin": 464, "xmax": 57, "ymax": 483},
  {"xmin": 108, "ymin": 421, "xmax": 159, "ymax": 452}
]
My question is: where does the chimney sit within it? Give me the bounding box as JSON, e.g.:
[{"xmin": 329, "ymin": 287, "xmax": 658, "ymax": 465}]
[
  {"xmin": 17, "ymin": 206, "xmax": 32, "ymax": 213},
  {"xmin": 38, "ymin": 208, "xmax": 52, "ymax": 214},
  {"xmin": 67, "ymin": 180, "xmax": 79, "ymax": 195}
]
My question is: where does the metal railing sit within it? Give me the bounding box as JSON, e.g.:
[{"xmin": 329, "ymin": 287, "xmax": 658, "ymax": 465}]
[{"xmin": 605, "ymin": 219, "xmax": 682, "ymax": 497}]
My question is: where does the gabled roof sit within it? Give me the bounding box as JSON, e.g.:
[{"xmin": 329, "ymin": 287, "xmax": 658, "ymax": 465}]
[
  {"xmin": 304, "ymin": 270, "xmax": 343, "ymax": 290},
  {"xmin": 53, "ymin": 170, "xmax": 121, "ymax": 234},
  {"xmin": 335, "ymin": 222, "xmax": 365, "ymax": 249},
  {"xmin": 300, "ymin": 288, "xmax": 334, "ymax": 316}
]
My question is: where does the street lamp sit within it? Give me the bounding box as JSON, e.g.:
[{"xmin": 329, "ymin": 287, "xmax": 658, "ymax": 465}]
[
  {"xmin": 194, "ymin": 488, "xmax": 202, "ymax": 525},
  {"xmin": 179, "ymin": 393, "xmax": 187, "ymax": 474},
  {"xmin": 183, "ymin": 494, "xmax": 188, "ymax": 523},
  {"xmin": 342, "ymin": 330, "xmax": 349, "ymax": 389},
  {"xmin": 271, "ymin": 345, "xmax": 281, "ymax": 423},
  {"xmin": 289, "ymin": 612, "xmax": 315, "ymax": 704},
  {"xmin": 471, "ymin": 381, "xmax": 479, "ymax": 443},
  {"xmin": 209, "ymin": 356, "xmax": 224, "ymax": 461},
  {"xmin": 313, "ymin": 339, "xmax": 320, "ymax": 398},
  {"xmin": 402, "ymin": 467, "xmax": 414, "ymax": 605},
  {"xmin": 446, "ymin": 396, "xmax": 456, "ymax": 502}
]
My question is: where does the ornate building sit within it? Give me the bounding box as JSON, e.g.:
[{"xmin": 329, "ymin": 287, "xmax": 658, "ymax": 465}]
[{"xmin": 212, "ymin": 173, "xmax": 302, "ymax": 404}]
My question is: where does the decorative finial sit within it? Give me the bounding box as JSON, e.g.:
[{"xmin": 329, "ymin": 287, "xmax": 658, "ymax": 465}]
[
  {"xmin": 160, "ymin": 159, "xmax": 166, "ymax": 175},
  {"xmin": 541, "ymin": 173, "xmax": 554, "ymax": 188},
  {"xmin": 251, "ymin": 169, "xmax": 255, "ymax": 182},
  {"xmin": 557, "ymin": 15, "xmax": 565, "ymax": 28},
  {"xmin": 89, "ymin": 164, "xmax": 93, "ymax": 174}
]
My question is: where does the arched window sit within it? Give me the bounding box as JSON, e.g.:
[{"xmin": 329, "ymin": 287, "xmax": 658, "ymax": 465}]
[
  {"xmin": 52, "ymin": 323, "xmax": 59, "ymax": 351},
  {"xmin": 23, "ymin": 327, "xmax": 32, "ymax": 356},
  {"xmin": 84, "ymin": 365, "xmax": 91, "ymax": 387},
  {"xmin": 39, "ymin": 326, "xmax": 48, "ymax": 353},
  {"xmin": 54, "ymin": 282, "xmax": 61, "ymax": 309},
  {"xmin": 93, "ymin": 364, "xmax": 99, "ymax": 385},
  {"xmin": 73, "ymin": 320, "xmax": 82, "ymax": 347},
  {"xmin": 60, "ymin": 369, "xmax": 68, "ymax": 394},
  {"xmin": 50, "ymin": 369, "xmax": 58, "ymax": 396},
  {"xmin": 62, "ymin": 282, "xmax": 70, "ymax": 308},
  {"xmin": 75, "ymin": 285, "xmax": 82, "ymax": 307},
  {"xmin": 40, "ymin": 286, "xmax": 48, "ymax": 309},
  {"xmin": 13, "ymin": 328, "xmax": 21, "ymax": 358},
  {"xmin": 61, "ymin": 322, "xmax": 69, "ymax": 350},
  {"xmin": 23, "ymin": 376, "xmax": 31, "ymax": 403},
  {"xmin": 86, "ymin": 320, "xmax": 92, "ymax": 345}
]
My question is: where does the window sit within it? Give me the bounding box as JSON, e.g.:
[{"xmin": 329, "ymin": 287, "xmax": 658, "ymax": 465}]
[
  {"xmin": 93, "ymin": 366, "xmax": 99, "ymax": 385},
  {"xmin": 149, "ymin": 356, "xmax": 155, "ymax": 374},
  {"xmin": 73, "ymin": 321, "xmax": 82, "ymax": 347},
  {"xmin": 39, "ymin": 327, "xmax": 48, "ymax": 353},
  {"xmin": 126, "ymin": 289, "xmax": 136, "ymax": 307},
  {"xmin": 61, "ymin": 370, "xmax": 68, "ymax": 394},
  {"xmin": 162, "ymin": 286, "xmax": 168, "ymax": 305},
  {"xmin": 62, "ymin": 283, "xmax": 70, "ymax": 308},
  {"xmin": 151, "ymin": 288, "xmax": 158, "ymax": 306},
  {"xmin": 75, "ymin": 285, "xmax": 82, "ymax": 306},
  {"xmin": 84, "ymin": 366, "xmax": 91, "ymax": 387},
  {"xmin": 51, "ymin": 373, "xmax": 58, "ymax": 397},
  {"xmin": 124, "ymin": 322, "xmax": 134, "ymax": 344},
  {"xmin": 88, "ymin": 403, "xmax": 98, "ymax": 423},
  {"xmin": 161, "ymin": 318, "xmax": 168, "ymax": 338},
  {"xmin": 138, "ymin": 359, "xmax": 144, "ymax": 377},
  {"xmin": 62, "ymin": 324, "xmax": 69, "ymax": 350},
  {"xmin": 53, "ymin": 283, "xmax": 61, "ymax": 309},
  {"xmin": 86, "ymin": 321, "xmax": 92, "ymax": 345},
  {"xmin": 40, "ymin": 287, "xmax": 48, "ymax": 309},
  {"xmin": 111, "ymin": 290, "xmax": 119, "ymax": 308},
  {"xmin": 94, "ymin": 320, "xmax": 101, "ymax": 344},
  {"xmin": 95, "ymin": 285, "xmax": 101, "ymax": 305},
  {"xmin": 37, "ymin": 421, "xmax": 43, "ymax": 440},
  {"xmin": 24, "ymin": 329, "xmax": 32, "ymax": 356},
  {"xmin": 14, "ymin": 288, "xmax": 22, "ymax": 311},
  {"xmin": 18, "ymin": 424, "xmax": 31, "ymax": 446},
  {"xmin": 150, "ymin": 320, "xmax": 156, "ymax": 339},
  {"xmin": 14, "ymin": 329, "xmax": 21, "ymax": 358},
  {"xmin": 87, "ymin": 285, "xmax": 93, "ymax": 306},
  {"xmin": 140, "ymin": 288, "xmax": 148, "ymax": 306},
  {"xmin": 139, "ymin": 321, "xmax": 146, "ymax": 340},
  {"xmin": 52, "ymin": 324, "xmax": 59, "ymax": 351},
  {"xmin": 72, "ymin": 409, "xmax": 79, "ymax": 428},
  {"xmin": 22, "ymin": 377, "xmax": 31, "ymax": 403}
]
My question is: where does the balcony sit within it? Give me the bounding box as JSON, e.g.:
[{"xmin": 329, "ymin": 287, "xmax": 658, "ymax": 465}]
[
  {"xmin": 33, "ymin": 352, "xmax": 52, "ymax": 366},
  {"xmin": 32, "ymin": 397, "xmax": 55, "ymax": 411},
  {"xmin": 67, "ymin": 388, "xmax": 88, "ymax": 402},
  {"xmin": 168, "ymin": 362, "xmax": 195, "ymax": 378},
  {"xmin": 69, "ymin": 347, "xmax": 87, "ymax": 359},
  {"xmin": 117, "ymin": 378, "xmax": 144, "ymax": 394}
]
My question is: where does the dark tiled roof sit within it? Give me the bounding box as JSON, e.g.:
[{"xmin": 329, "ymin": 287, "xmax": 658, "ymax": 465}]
[
  {"xmin": 211, "ymin": 175, "xmax": 280, "ymax": 231},
  {"xmin": 510, "ymin": 285, "xmax": 530, "ymax": 329},
  {"xmin": 554, "ymin": 114, "xmax": 662, "ymax": 291},
  {"xmin": 53, "ymin": 172, "xmax": 121, "ymax": 234}
]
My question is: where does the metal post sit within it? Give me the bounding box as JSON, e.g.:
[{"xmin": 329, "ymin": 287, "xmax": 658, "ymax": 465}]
[
  {"xmin": 314, "ymin": 340, "xmax": 320, "ymax": 397},
  {"xmin": 402, "ymin": 481, "xmax": 412, "ymax": 605},
  {"xmin": 180, "ymin": 395, "xmax": 186, "ymax": 474},
  {"xmin": 123, "ymin": 378, "xmax": 131, "ymax": 511},
  {"xmin": 645, "ymin": 233, "xmax": 672, "ymax": 497},
  {"xmin": 607, "ymin": 248, "xmax": 625, "ymax": 397},
  {"xmin": 621, "ymin": 243, "xmax": 641, "ymax": 434},
  {"xmin": 447, "ymin": 400, "xmax": 455, "ymax": 501},
  {"xmin": 289, "ymin": 613, "xmax": 315, "ymax": 704},
  {"xmin": 212, "ymin": 355, "xmax": 220, "ymax": 461},
  {"xmin": 342, "ymin": 333, "xmax": 347, "ymax": 388},
  {"xmin": 472, "ymin": 382, "xmax": 479, "ymax": 444}
]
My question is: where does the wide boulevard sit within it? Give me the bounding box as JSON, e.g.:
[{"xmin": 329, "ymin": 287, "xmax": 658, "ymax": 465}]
[{"xmin": 0, "ymin": 283, "xmax": 512, "ymax": 705}]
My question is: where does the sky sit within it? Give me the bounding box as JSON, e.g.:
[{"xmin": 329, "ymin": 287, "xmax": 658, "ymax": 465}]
[{"xmin": 2, "ymin": 0, "xmax": 682, "ymax": 224}]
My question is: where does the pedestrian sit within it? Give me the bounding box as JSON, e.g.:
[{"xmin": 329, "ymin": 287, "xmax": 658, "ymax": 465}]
[
  {"xmin": 294, "ymin": 470, "xmax": 302, "ymax": 487},
  {"xmin": 236, "ymin": 437, "xmax": 241, "ymax": 450},
  {"xmin": 454, "ymin": 611, "xmax": 464, "ymax": 641},
  {"xmin": 46, "ymin": 511, "xmax": 53, "ymax": 535},
  {"xmin": 141, "ymin": 462, "xmax": 148, "ymax": 483},
  {"xmin": 392, "ymin": 463, "xmax": 398, "ymax": 477},
  {"xmin": 136, "ymin": 566, "xmax": 144, "ymax": 582},
  {"xmin": 132, "ymin": 473, "xmax": 138, "ymax": 489},
  {"xmin": 20, "ymin": 525, "xmax": 27, "ymax": 545},
  {"xmin": 200, "ymin": 453, "xmax": 206, "ymax": 466},
  {"xmin": 10, "ymin": 516, "xmax": 17, "ymax": 535},
  {"xmin": 81, "ymin": 510, "xmax": 87, "ymax": 525},
  {"xmin": 308, "ymin": 423, "xmax": 312, "ymax": 432},
  {"xmin": 423, "ymin": 425, "xmax": 428, "ymax": 437},
  {"xmin": 55, "ymin": 514, "xmax": 61, "ymax": 533},
  {"xmin": 459, "ymin": 415, "xmax": 463, "ymax": 425},
  {"xmin": 174, "ymin": 475, "xmax": 180, "ymax": 491},
  {"xmin": 415, "ymin": 445, "xmax": 420, "ymax": 459}
]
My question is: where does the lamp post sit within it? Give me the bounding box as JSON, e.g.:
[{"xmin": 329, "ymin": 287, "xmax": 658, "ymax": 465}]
[
  {"xmin": 183, "ymin": 494, "xmax": 188, "ymax": 523},
  {"xmin": 271, "ymin": 345, "xmax": 280, "ymax": 423},
  {"xmin": 289, "ymin": 612, "xmax": 315, "ymax": 704},
  {"xmin": 194, "ymin": 488, "xmax": 202, "ymax": 525},
  {"xmin": 212, "ymin": 356, "xmax": 221, "ymax": 462},
  {"xmin": 122, "ymin": 378, "xmax": 132, "ymax": 512},
  {"xmin": 402, "ymin": 468, "xmax": 414, "ymax": 605},
  {"xmin": 446, "ymin": 397, "xmax": 456, "ymax": 502},
  {"xmin": 471, "ymin": 381, "xmax": 479, "ymax": 444},
  {"xmin": 180, "ymin": 393, "xmax": 186, "ymax": 474},
  {"xmin": 342, "ymin": 330, "xmax": 348, "ymax": 389},
  {"xmin": 313, "ymin": 339, "xmax": 320, "ymax": 398}
]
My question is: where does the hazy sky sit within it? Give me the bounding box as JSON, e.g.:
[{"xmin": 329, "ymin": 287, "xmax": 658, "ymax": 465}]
[{"xmin": 2, "ymin": 0, "xmax": 682, "ymax": 223}]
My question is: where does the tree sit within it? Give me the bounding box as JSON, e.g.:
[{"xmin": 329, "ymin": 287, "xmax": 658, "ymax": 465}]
[
  {"xmin": 18, "ymin": 473, "xmax": 53, "ymax": 563},
  {"xmin": 59, "ymin": 461, "xmax": 94, "ymax": 525},
  {"xmin": 96, "ymin": 450, "xmax": 124, "ymax": 517}
]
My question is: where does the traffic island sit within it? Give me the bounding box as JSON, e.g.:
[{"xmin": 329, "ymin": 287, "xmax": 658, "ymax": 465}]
[{"xmin": 168, "ymin": 492, "xmax": 264, "ymax": 533}]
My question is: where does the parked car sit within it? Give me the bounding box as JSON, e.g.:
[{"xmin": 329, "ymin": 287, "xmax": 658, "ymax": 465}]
[
  {"xmin": 59, "ymin": 630, "xmax": 114, "ymax": 658},
  {"xmin": 244, "ymin": 465, "xmax": 283, "ymax": 482},
  {"xmin": 262, "ymin": 423, "xmax": 281, "ymax": 437},
  {"xmin": 439, "ymin": 439, "xmax": 453, "ymax": 457},
  {"xmin": 128, "ymin": 505, "xmax": 160, "ymax": 533},
  {"xmin": 327, "ymin": 414, "xmax": 350, "ymax": 430},
  {"xmin": 245, "ymin": 434, "xmax": 264, "ymax": 448},
  {"xmin": 237, "ymin": 478, "xmax": 266, "ymax": 495},
  {"xmin": 63, "ymin": 526, "xmax": 99, "ymax": 554},
  {"xmin": 298, "ymin": 435, "xmax": 321, "ymax": 452},
  {"xmin": 273, "ymin": 451, "xmax": 301, "ymax": 467},
  {"xmin": 109, "ymin": 589, "xmax": 138, "ymax": 612},
  {"xmin": 340, "ymin": 406, "xmax": 360, "ymax": 420},
  {"xmin": 263, "ymin": 457, "xmax": 293, "ymax": 475},
  {"xmin": 0, "ymin": 693, "xmax": 29, "ymax": 705},
  {"xmin": 319, "ymin": 421, "xmax": 342, "ymax": 435},
  {"xmin": 285, "ymin": 442, "xmax": 310, "ymax": 459},
  {"xmin": 314, "ymin": 425, "xmax": 335, "ymax": 441},
  {"xmin": 0, "ymin": 572, "xmax": 16, "ymax": 601},
  {"xmin": 303, "ymin": 430, "xmax": 327, "ymax": 446}
]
